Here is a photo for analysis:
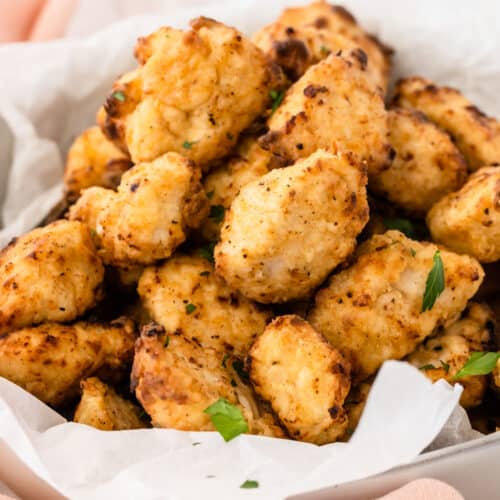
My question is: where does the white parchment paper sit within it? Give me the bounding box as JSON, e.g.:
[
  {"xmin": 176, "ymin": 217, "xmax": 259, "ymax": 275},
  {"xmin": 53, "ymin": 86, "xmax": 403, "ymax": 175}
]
[{"xmin": 0, "ymin": 1, "xmax": 498, "ymax": 498}]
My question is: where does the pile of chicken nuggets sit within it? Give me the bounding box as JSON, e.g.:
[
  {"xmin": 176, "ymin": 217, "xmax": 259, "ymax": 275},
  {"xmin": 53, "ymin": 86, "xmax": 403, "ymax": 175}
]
[{"xmin": 1, "ymin": 1, "xmax": 499, "ymax": 443}]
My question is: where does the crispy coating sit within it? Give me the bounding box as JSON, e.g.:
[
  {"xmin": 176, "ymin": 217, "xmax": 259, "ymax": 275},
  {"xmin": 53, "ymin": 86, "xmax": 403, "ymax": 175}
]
[
  {"xmin": 371, "ymin": 108, "xmax": 467, "ymax": 216},
  {"xmin": 427, "ymin": 166, "xmax": 500, "ymax": 263},
  {"xmin": 0, "ymin": 318, "xmax": 135, "ymax": 406},
  {"xmin": 252, "ymin": 1, "xmax": 392, "ymax": 90},
  {"xmin": 69, "ymin": 152, "xmax": 208, "ymax": 266},
  {"xmin": 99, "ymin": 17, "xmax": 285, "ymax": 167},
  {"xmin": 201, "ymin": 136, "xmax": 285, "ymax": 240},
  {"xmin": 138, "ymin": 254, "xmax": 272, "ymax": 357},
  {"xmin": 493, "ymin": 360, "xmax": 500, "ymax": 391},
  {"xmin": 248, "ymin": 315, "xmax": 350, "ymax": 444},
  {"xmin": 64, "ymin": 126, "xmax": 132, "ymax": 203},
  {"xmin": 308, "ymin": 231, "xmax": 484, "ymax": 381},
  {"xmin": 215, "ymin": 150, "xmax": 369, "ymax": 303},
  {"xmin": 74, "ymin": 377, "xmax": 147, "ymax": 430},
  {"xmin": 408, "ymin": 302, "xmax": 494, "ymax": 408},
  {"xmin": 393, "ymin": 77, "xmax": 500, "ymax": 170},
  {"xmin": 0, "ymin": 220, "xmax": 104, "ymax": 335},
  {"xmin": 259, "ymin": 51, "xmax": 390, "ymax": 175},
  {"xmin": 342, "ymin": 381, "xmax": 371, "ymax": 438}
]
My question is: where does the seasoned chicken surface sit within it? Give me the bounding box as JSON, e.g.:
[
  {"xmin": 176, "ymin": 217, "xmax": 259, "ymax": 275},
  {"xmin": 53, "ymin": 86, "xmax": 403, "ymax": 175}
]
[
  {"xmin": 253, "ymin": 1, "xmax": 392, "ymax": 90},
  {"xmin": 64, "ymin": 126, "xmax": 132, "ymax": 203},
  {"xmin": 393, "ymin": 77, "xmax": 500, "ymax": 170},
  {"xmin": 138, "ymin": 254, "xmax": 272, "ymax": 357},
  {"xmin": 342, "ymin": 381, "xmax": 371, "ymax": 438},
  {"xmin": 0, "ymin": 318, "xmax": 135, "ymax": 406},
  {"xmin": 371, "ymin": 108, "xmax": 467, "ymax": 216},
  {"xmin": 248, "ymin": 315, "xmax": 350, "ymax": 444},
  {"xmin": 308, "ymin": 231, "xmax": 484, "ymax": 381},
  {"xmin": 99, "ymin": 17, "xmax": 285, "ymax": 167},
  {"xmin": 407, "ymin": 302, "xmax": 494, "ymax": 408},
  {"xmin": 69, "ymin": 152, "xmax": 208, "ymax": 266},
  {"xmin": 215, "ymin": 150, "xmax": 368, "ymax": 303},
  {"xmin": 427, "ymin": 166, "xmax": 500, "ymax": 263},
  {"xmin": 0, "ymin": 220, "xmax": 104, "ymax": 335},
  {"xmin": 74, "ymin": 377, "xmax": 147, "ymax": 430},
  {"xmin": 259, "ymin": 50, "xmax": 390, "ymax": 175}
]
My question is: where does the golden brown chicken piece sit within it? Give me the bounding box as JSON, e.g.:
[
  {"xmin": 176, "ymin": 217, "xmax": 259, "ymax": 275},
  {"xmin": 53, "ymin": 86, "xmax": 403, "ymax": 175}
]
[
  {"xmin": 259, "ymin": 50, "xmax": 390, "ymax": 175},
  {"xmin": 342, "ymin": 381, "xmax": 371, "ymax": 439},
  {"xmin": 252, "ymin": 1, "xmax": 392, "ymax": 90},
  {"xmin": 74, "ymin": 377, "xmax": 147, "ymax": 430},
  {"xmin": 392, "ymin": 77, "xmax": 500, "ymax": 170},
  {"xmin": 407, "ymin": 302, "xmax": 494, "ymax": 408},
  {"xmin": 0, "ymin": 318, "xmax": 135, "ymax": 406},
  {"xmin": 0, "ymin": 220, "xmax": 104, "ymax": 335},
  {"xmin": 308, "ymin": 231, "xmax": 484, "ymax": 382},
  {"xmin": 248, "ymin": 315, "xmax": 350, "ymax": 444},
  {"xmin": 132, "ymin": 322, "xmax": 283, "ymax": 436},
  {"xmin": 69, "ymin": 152, "xmax": 208, "ymax": 266},
  {"xmin": 201, "ymin": 136, "xmax": 286, "ymax": 240},
  {"xmin": 371, "ymin": 108, "xmax": 467, "ymax": 216},
  {"xmin": 215, "ymin": 150, "xmax": 368, "ymax": 303},
  {"xmin": 138, "ymin": 254, "xmax": 272, "ymax": 357},
  {"xmin": 64, "ymin": 126, "xmax": 133, "ymax": 203},
  {"xmin": 98, "ymin": 17, "xmax": 285, "ymax": 167},
  {"xmin": 427, "ymin": 166, "xmax": 500, "ymax": 263}
]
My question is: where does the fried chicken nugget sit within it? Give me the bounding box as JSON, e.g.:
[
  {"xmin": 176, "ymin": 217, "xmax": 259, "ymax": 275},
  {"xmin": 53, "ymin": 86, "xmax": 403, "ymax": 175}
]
[
  {"xmin": 393, "ymin": 77, "xmax": 500, "ymax": 170},
  {"xmin": 99, "ymin": 17, "xmax": 285, "ymax": 167},
  {"xmin": 427, "ymin": 166, "xmax": 500, "ymax": 263},
  {"xmin": 215, "ymin": 150, "xmax": 369, "ymax": 303},
  {"xmin": 259, "ymin": 50, "xmax": 390, "ymax": 174},
  {"xmin": 248, "ymin": 315, "xmax": 350, "ymax": 444},
  {"xmin": 407, "ymin": 302, "xmax": 494, "ymax": 408},
  {"xmin": 69, "ymin": 152, "xmax": 208, "ymax": 266},
  {"xmin": 138, "ymin": 254, "xmax": 272, "ymax": 357},
  {"xmin": 0, "ymin": 318, "xmax": 135, "ymax": 406},
  {"xmin": 0, "ymin": 220, "xmax": 104, "ymax": 335},
  {"xmin": 371, "ymin": 108, "xmax": 467, "ymax": 216},
  {"xmin": 74, "ymin": 377, "xmax": 147, "ymax": 430},
  {"xmin": 342, "ymin": 381, "xmax": 371, "ymax": 439},
  {"xmin": 308, "ymin": 231, "xmax": 484, "ymax": 381},
  {"xmin": 252, "ymin": 1, "xmax": 392, "ymax": 90},
  {"xmin": 64, "ymin": 126, "xmax": 133, "ymax": 203}
]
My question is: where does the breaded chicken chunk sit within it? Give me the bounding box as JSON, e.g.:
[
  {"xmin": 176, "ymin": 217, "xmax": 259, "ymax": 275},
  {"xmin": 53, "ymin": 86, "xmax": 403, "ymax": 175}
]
[
  {"xmin": 99, "ymin": 17, "xmax": 285, "ymax": 167},
  {"xmin": 201, "ymin": 136, "xmax": 285, "ymax": 240},
  {"xmin": 253, "ymin": 1, "xmax": 392, "ymax": 90},
  {"xmin": 371, "ymin": 108, "xmax": 467, "ymax": 216},
  {"xmin": 308, "ymin": 231, "xmax": 484, "ymax": 381},
  {"xmin": 0, "ymin": 318, "xmax": 135, "ymax": 406},
  {"xmin": 248, "ymin": 315, "xmax": 350, "ymax": 444},
  {"xmin": 259, "ymin": 51, "xmax": 390, "ymax": 175},
  {"xmin": 393, "ymin": 77, "xmax": 500, "ymax": 170},
  {"xmin": 342, "ymin": 381, "xmax": 371, "ymax": 439},
  {"xmin": 408, "ymin": 302, "xmax": 494, "ymax": 408},
  {"xmin": 69, "ymin": 152, "xmax": 208, "ymax": 266},
  {"xmin": 132, "ymin": 323, "xmax": 283, "ymax": 436},
  {"xmin": 64, "ymin": 126, "xmax": 132, "ymax": 203},
  {"xmin": 74, "ymin": 377, "xmax": 147, "ymax": 430},
  {"xmin": 427, "ymin": 166, "xmax": 500, "ymax": 263},
  {"xmin": 215, "ymin": 150, "xmax": 369, "ymax": 303},
  {"xmin": 138, "ymin": 254, "xmax": 272, "ymax": 357},
  {"xmin": 0, "ymin": 220, "xmax": 104, "ymax": 335}
]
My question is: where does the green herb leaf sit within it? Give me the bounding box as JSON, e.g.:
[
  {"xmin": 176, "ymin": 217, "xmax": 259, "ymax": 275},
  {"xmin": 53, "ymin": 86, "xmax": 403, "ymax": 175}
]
[
  {"xmin": 440, "ymin": 360, "xmax": 450, "ymax": 373},
  {"xmin": 383, "ymin": 217, "xmax": 416, "ymax": 238},
  {"xmin": 199, "ymin": 242, "xmax": 216, "ymax": 264},
  {"xmin": 112, "ymin": 91, "xmax": 125, "ymax": 102},
  {"xmin": 320, "ymin": 45, "xmax": 330, "ymax": 55},
  {"xmin": 209, "ymin": 205, "xmax": 225, "ymax": 224},
  {"xmin": 419, "ymin": 364, "xmax": 436, "ymax": 371},
  {"xmin": 185, "ymin": 303, "xmax": 196, "ymax": 314},
  {"xmin": 204, "ymin": 398, "xmax": 248, "ymax": 442},
  {"xmin": 164, "ymin": 335, "xmax": 170, "ymax": 347},
  {"xmin": 199, "ymin": 270, "xmax": 210, "ymax": 277},
  {"xmin": 240, "ymin": 480, "xmax": 259, "ymax": 489},
  {"xmin": 206, "ymin": 190, "xmax": 215, "ymax": 200},
  {"xmin": 269, "ymin": 89, "xmax": 285, "ymax": 114},
  {"xmin": 410, "ymin": 248, "xmax": 417, "ymax": 257},
  {"xmin": 192, "ymin": 442, "xmax": 201, "ymax": 446},
  {"xmin": 453, "ymin": 352, "xmax": 500, "ymax": 380},
  {"xmin": 421, "ymin": 250, "xmax": 445, "ymax": 312},
  {"xmin": 183, "ymin": 140, "xmax": 196, "ymax": 149}
]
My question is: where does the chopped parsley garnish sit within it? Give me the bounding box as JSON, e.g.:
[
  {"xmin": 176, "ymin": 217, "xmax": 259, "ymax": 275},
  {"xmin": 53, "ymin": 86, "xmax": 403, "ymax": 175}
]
[
  {"xmin": 182, "ymin": 140, "xmax": 196, "ymax": 149},
  {"xmin": 209, "ymin": 205, "xmax": 225, "ymax": 224},
  {"xmin": 164, "ymin": 335, "xmax": 170, "ymax": 347},
  {"xmin": 421, "ymin": 250, "xmax": 445, "ymax": 312},
  {"xmin": 440, "ymin": 360, "xmax": 450, "ymax": 373},
  {"xmin": 240, "ymin": 480, "xmax": 259, "ymax": 489},
  {"xmin": 112, "ymin": 90, "xmax": 125, "ymax": 102},
  {"xmin": 206, "ymin": 190, "xmax": 215, "ymax": 200},
  {"xmin": 269, "ymin": 89, "xmax": 285, "ymax": 114},
  {"xmin": 419, "ymin": 364, "xmax": 436, "ymax": 371},
  {"xmin": 192, "ymin": 442, "xmax": 201, "ymax": 446},
  {"xmin": 199, "ymin": 241, "xmax": 216, "ymax": 264},
  {"xmin": 383, "ymin": 217, "xmax": 416, "ymax": 238},
  {"xmin": 204, "ymin": 398, "xmax": 248, "ymax": 442},
  {"xmin": 199, "ymin": 271, "xmax": 210, "ymax": 277},
  {"xmin": 320, "ymin": 45, "xmax": 330, "ymax": 55},
  {"xmin": 185, "ymin": 303, "xmax": 197, "ymax": 314},
  {"xmin": 453, "ymin": 352, "xmax": 500, "ymax": 380},
  {"xmin": 410, "ymin": 248, "xmax": 417, "ymax": 257}
]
